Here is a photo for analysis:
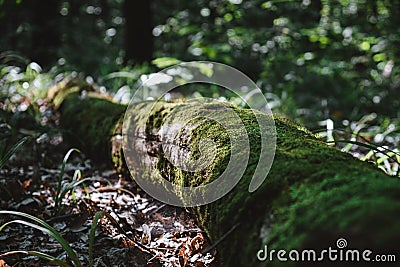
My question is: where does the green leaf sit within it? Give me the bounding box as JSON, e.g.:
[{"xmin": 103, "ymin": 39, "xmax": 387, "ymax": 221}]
[
  {"xmin": 373, "ymin": 53, "xmax": 386, "ymax": 62},
  {"xmin": 152, "ymin": 57, "xmax": 181, "ymax": 68},
  {"xmin": 102, "ymin": 71, "xmax": 138, "ymax": 80},
  {"xmin": 360, "ymin": 41, "xmax": 370, "ymax": 51},
  {"xmin": 196, "ymin": 62, "xmax": 214, "ymax": 78},
  {"xmin": 261, "ymin": 1, "xmax": 272, "ymax": 9},
  {"xmin": 25, "ymin": 62, "xmax": 42, "ymax": 78}
]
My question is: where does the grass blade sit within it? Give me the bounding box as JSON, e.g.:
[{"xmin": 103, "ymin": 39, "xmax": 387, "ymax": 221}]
[
  {"xmin": 0, "ymin": 136, "xmax": 30, "ymax": 168},
  {"xmin": 88, "ymin": 211, "xmax": 103, "ymax": 267},
  {"xmin": 54, "ymin": 148, "xmax": 80, "ymax": 215},
  {"xmin": 0, "ymin": 211, "xmax": 81, "ymax": 267},
  {"xmin": 0, "ymin": 250, "xmax": 71, "ymax": 267},
  {"xmin": 60, "ymin": 177, "xmax": 92, "ymax": 202},
  {"xmin": 88, "ymin": 210, "xmax": 153, "ymax": 267},
  {"xmin": 89, "ymin": 211, "xmax": 121, "ymax": 267}
]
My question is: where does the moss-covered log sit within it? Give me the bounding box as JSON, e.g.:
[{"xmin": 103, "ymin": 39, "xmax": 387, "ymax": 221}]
[{"xmin": 50, "ymin": 84, "xmax": 400, "ymax": 266}]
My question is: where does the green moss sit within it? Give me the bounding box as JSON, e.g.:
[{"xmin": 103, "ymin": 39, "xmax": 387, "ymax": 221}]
[
  {"xmin": 60, "ymin": 93, "xmax": 126, "ymax": 162},
  {"xmin": 122, "ymin": 101, "xmax": 400, "ymax": 266},
  {"xmin": 56, "ymin": 93, "xmax": 400, "ymax": 267}
]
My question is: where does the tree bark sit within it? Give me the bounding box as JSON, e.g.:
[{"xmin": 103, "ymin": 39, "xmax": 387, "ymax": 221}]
[{"xmin": 50, "ymin": 84, "xmax": 400, "ymax": 266}]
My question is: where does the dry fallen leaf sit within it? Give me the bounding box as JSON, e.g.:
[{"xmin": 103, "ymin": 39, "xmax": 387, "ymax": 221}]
[
  {"xmin": 179, "ymin": 246, "xmax": 188, "ymax": 267},
  {"xmin": 190, "ymin": 233, "xmax": 204, "ymax": 253},
  {"xmin": 0, "ymin": 259, "xmax": 10, "ymax": 267}
]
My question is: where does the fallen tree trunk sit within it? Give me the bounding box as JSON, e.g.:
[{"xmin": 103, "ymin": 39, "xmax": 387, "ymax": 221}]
[{"xmin": 50, "ymin": 83, "xmax": 400, "ymax": 266}]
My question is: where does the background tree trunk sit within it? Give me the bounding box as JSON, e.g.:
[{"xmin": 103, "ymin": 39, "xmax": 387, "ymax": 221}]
[
  {"xmin": 123, "ymin": 0, "xmax": 153, "ymax": 64},
  {"xmin": 50, "ymin": 85, "xmax": 400, "ymax": 266},
  {"xmin": 0, "ymin": 0, "xmax": 61, "ymax": 67}
]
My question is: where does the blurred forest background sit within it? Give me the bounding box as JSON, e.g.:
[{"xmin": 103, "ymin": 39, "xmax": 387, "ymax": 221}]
[{"xmin": 1, "ymin": 0, "xmax": 399, "ymax": 124}]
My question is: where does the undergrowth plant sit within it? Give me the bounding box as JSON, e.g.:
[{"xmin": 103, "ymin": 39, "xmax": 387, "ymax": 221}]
[
  {"xmin": 0, "ymin": 210, "xmax": 122, "ymax": 267},
  {"xmin": 317, "ymin": 114, "xmax": 400, "ymax": 177},
  {"xmin": 332, "ymin": 138, "xmax": 400, "ymax": 176},
  {"xmin": 1, "ymin": 61, "xmax": 52, "ymax": 112},
  {"xmin": 53, "ymin": 148, "xmax": 91, "ymax": 216}
]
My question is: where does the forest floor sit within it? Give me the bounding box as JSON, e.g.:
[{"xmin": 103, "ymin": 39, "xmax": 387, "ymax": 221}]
[
  {"xmin": 0, "ymin": 129, "xmax": 218, "ymax": 267},
  {"xmin": 0, "ymin": 97, "xmax": 398, "ymax": 267}
]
